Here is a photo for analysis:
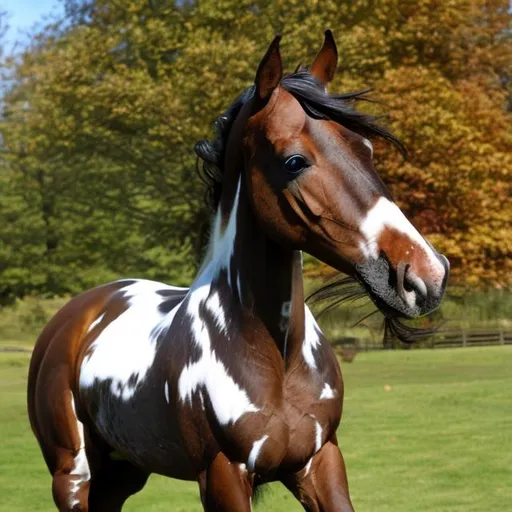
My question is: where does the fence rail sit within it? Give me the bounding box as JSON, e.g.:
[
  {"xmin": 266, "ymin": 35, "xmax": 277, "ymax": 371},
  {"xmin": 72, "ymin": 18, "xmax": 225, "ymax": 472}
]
[
  {"xmin": 333, "ymin": 329, "xmax": 512, "ymax": 359},
  {"xmin": 431, "ymin": 329, "xmax": 512, "ymax": 349}
]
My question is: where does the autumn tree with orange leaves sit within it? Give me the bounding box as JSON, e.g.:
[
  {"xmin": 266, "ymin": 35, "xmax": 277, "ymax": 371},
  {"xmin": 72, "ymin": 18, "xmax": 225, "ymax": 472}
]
[{"xmin": 0, "ymin": 0, "xmax": 510, "ymax": 302}]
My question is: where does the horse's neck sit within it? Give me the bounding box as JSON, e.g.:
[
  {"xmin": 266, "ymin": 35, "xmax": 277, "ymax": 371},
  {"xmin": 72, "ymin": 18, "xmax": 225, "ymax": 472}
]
[{"xmin": 195, "ymin": 175, "xmax": 306, "ymax": 366}]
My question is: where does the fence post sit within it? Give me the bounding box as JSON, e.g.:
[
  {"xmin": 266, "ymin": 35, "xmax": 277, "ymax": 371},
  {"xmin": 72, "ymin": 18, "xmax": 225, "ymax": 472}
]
[
  {"xmin": 462, "ymin": 330, "xmax": 467, "ymax": 348},
  {"xmin": 499, "ymin": 330, "xmax": 505, "ymax": 346}
]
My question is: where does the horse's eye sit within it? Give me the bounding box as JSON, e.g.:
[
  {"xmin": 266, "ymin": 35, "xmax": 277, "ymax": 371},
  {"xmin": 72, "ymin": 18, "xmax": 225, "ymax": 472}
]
[{"xmin": 284, "ymin": 155, "xmax": 308, "ymax": 174}]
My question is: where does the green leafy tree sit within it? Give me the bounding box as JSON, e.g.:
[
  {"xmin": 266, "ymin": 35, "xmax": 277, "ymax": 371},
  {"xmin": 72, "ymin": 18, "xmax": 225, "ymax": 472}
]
[{"xmin": 0, "ymin": 0, "xmax": 510, "ymax": 302}]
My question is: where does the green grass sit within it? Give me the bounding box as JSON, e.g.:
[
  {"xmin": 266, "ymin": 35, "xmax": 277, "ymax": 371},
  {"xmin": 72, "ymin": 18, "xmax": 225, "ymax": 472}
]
[{"xmin": 1, "ymin": 347, "xmax": 511, "ymax": 511}]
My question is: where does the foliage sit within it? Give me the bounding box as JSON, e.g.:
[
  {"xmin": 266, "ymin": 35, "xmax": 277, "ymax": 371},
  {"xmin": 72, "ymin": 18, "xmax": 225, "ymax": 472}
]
[{"xmin": 0, "ymin": 0, "xmax": 510, "ymax": 301}]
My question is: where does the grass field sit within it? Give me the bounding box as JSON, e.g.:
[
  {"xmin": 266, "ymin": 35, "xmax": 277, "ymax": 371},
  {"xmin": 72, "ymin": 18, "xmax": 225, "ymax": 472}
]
[{"xmin": 0, "ymin": 347, "xmax": 511, "ymax": 511}]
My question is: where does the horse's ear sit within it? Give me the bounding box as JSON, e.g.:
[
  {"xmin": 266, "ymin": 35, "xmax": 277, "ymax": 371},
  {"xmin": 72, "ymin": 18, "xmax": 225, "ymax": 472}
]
[
  {"xmin": 310, "ymin": 30, "xmax": 338, "ymax": 85},
  {"xmin": 255, "ymin": 35, "xmax": 283, "ymax": 101}
]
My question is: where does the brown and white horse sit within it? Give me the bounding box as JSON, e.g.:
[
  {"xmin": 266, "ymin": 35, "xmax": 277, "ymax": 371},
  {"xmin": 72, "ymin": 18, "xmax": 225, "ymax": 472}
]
[{"xmin": 28, "ymin": 32, "xmax": 449, "ymax": 511}]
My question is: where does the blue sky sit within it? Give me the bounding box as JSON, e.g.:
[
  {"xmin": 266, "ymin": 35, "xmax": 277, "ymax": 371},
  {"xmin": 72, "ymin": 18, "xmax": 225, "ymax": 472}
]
[{"xmin": 2, "ymin": 0, "xmax": 64, "ymax": 49}]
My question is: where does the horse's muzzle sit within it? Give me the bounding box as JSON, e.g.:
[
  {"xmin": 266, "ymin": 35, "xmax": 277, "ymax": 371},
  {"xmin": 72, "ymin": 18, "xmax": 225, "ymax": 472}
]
[{"xmin": 355, "ymin": 252, "xmax": 449, "ymax": 319}]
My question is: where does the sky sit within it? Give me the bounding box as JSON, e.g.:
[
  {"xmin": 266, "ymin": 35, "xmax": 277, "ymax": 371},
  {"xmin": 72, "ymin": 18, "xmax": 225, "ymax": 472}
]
[{"xmin": 2, "ymin": 0, "xmax": 64, "ymax": 50}]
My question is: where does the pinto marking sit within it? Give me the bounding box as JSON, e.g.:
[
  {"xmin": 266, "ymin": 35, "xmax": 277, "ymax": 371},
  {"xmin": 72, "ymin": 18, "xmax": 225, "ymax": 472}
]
[
  {"xmin": 178, "ymin": 177, "xmax": 259, "ymax": 425},
  {"xmin": 319, "ymin": 383, "xmax": 336, "ymax": 400},
  {"xmin": 247, "ymin": 434, "xmax": 269, "ymax": 472},
  {"xmin": 207, "ymin": 176, "xmax": 242, "ymax": 288},
  {"xmin": 164, "ymin": 381, "xmax": 170, "ymax": 404},
  {"xmin": 79, "ymin": 280, "xmax": 182, "ymax": 400},
  {"xmin": 178, "ymin": 288, "xmax": 259, "ymax": 425},
  {"xmin": 304, "ymin": 457, "xmax": 313, "ymax": 476},
  {"xmin": 69, "ymin": 392, "xmax": 91, "ymax": 508},
  {"xmin": 302, "ymin": 306, "xmax": 321, "ymax": 370},
  {"xmin": 86, "ymin": 313, "xmax": 105, "ymax": 334},
  {"xmin": 205, "ymin": 291, "xmax": 228, "ymax": 333},
  {"xmin": 315, "ymin": 421, "xmax": 323, "ymax": 452}
]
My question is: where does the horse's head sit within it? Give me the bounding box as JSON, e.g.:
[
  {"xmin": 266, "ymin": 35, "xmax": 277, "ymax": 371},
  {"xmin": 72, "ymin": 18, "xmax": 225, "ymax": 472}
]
[{"xmin": 241, "ymin": 32, "xmax": 449, "ymax": 319}]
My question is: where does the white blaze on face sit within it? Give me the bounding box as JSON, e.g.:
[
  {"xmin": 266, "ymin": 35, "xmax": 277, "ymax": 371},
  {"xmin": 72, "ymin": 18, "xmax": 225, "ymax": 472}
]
[{"xmin": 359, "ymin": 197, "xmax": 445, "ymax": 278}]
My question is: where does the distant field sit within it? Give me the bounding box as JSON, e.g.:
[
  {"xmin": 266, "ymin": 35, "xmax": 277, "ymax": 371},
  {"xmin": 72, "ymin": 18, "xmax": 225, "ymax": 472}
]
[{"xmin": 1, "ymin": 347, "xmax": 511, "ymax": 511}]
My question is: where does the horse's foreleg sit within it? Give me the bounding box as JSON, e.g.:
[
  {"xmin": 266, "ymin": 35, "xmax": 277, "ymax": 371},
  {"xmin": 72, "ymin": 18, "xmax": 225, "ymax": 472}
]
[
  {"xmin": 281, "ymin": 437, "xmax": 354, "ymax": 512},
  {"xmin": 87, "ymin": 457, "xmax": 149, "ymax": 511},
  {"xmin": 198, "ymin": 452, "xmax": 253, "ymax": 512},
  {"xmin": 29, "ymin": 354, "xmax": 93, "ymax": 511}
]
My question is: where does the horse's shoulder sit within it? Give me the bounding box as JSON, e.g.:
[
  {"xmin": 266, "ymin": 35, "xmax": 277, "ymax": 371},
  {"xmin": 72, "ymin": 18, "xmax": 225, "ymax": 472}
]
[{"xmin": 77, "ymin": 279, "xmax": 188, "ymax": 400}]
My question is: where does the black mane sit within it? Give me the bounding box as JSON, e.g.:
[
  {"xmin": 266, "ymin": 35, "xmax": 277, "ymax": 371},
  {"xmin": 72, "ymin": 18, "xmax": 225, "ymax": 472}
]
[{"xmin": 195, "ymin": 71, "xmax": 404, "ymax": 212}]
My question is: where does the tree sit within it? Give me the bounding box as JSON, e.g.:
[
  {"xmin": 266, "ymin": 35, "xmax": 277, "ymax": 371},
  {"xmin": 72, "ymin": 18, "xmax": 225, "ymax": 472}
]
[{"xmin": 0, "ymin": 0, "xmax": 510, "ymax": 302}]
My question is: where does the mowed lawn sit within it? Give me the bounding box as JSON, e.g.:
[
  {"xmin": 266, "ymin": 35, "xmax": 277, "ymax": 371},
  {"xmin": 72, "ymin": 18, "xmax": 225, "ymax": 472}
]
[{"xmin": 0, "ymin": 347, "xmax": 510, "ymax": 511}]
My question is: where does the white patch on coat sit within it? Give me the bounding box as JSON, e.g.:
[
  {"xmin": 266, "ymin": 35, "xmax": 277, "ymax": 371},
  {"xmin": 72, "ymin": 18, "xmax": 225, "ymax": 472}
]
[
  {"xmin": 302, "ymin": 306, "xmax": 321, "ymax": 369},
  {"xmin": 205, "ymin": 291, "xmax": 227, "ymax": 333},
  {"xmin": 79, "ymin": 280, "xmax": 183, "ymax": 400},
  {"xmin": 86, "ymin": 313, "xmax": 105, "ymax": 334},
  {"xmin": 205, "ymin": 177, "xmax": 241, "ymax": 288},
  {"xmin": 178, "ymin": 178, "xmax": 258, "ymax": 425},
  {"xmin": 68, "ymin": 391, "xmax": 91, "ymax": 508},
  {"xmin": 164, "ymin": 381, "xmax": 170, "ymax": 404},
  {"xmin": 302, "ymin": 416, "xmax": 324, "ymax": 477},
  {"xmin": 247, "ymin": 434, "xmax": 269, "ymax": 472},
  {"xmin": 178, "ymin": 288, "xmax": 258, "ymax": 425},
  {"xmin": 360, "ymin": 197, "xmax": 445, "ymax": 282},
  {"xmin": 319, "ymin": 382, "xmax": 336, "ymax": 400},
  {"xmin": 315, "ymin": 421, "xmax": 323, "ymax": 452},
  {"xmin": 304, "ymin": 457, "xmax": 313, "ymax": 476}
]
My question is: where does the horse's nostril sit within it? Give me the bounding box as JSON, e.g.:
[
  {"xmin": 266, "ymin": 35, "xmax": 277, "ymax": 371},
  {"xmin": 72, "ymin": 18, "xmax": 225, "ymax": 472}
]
[
  {"xmin": 396, "ymin": 262, "xmax": 427, "ymax": 308},
  {"xmin": 404, "ymin": 268, "xmax": 428, "ymax": 299},
  {"xmin": 402, "ymin": 265, "xmax": 414, "ymax": 293}
]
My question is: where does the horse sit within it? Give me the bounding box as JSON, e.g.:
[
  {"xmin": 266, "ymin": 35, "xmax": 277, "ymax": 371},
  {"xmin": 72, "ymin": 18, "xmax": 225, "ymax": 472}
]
[{"xmin": 28, "ymin": 31, "xmax": 449, "ymax": 511}]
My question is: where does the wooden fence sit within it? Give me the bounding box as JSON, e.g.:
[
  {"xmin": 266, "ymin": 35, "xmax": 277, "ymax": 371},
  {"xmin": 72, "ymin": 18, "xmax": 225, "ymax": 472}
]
[
  {"xmin": 430, "ymin": 329, "xmax": 512, "ymax": 349},
  {"xmin": 333, "ymin": 329, "xmax": 512, "ymax": 359}
]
